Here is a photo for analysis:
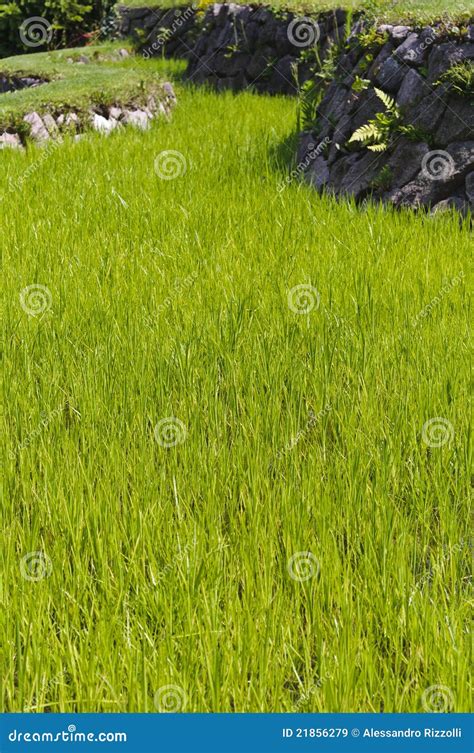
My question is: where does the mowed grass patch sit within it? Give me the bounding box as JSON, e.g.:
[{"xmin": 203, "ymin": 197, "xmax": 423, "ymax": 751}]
[{"xmin": 2, "ymin": 71, "xmax": 472, "ymax": 712}]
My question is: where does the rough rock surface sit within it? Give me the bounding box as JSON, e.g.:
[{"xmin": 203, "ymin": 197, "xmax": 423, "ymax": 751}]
[
  {"xmin": 120, "ymin": 3, "xmax": 354, "ymax": 95},
  {"xmin": 294, "ymin": 22, "xmax": 473, "ymax": 214}
]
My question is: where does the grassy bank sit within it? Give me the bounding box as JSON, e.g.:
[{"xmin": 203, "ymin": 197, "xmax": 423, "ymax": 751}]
[
  {"xmin": 0, "ymin": 44, "xmax": 184, "ymax": 129},
  {"xmin": 2, "ymin": 58, "xmax": 471, "ymax": 712}
]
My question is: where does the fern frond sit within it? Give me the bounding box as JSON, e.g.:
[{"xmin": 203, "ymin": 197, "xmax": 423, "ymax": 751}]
[
  {"xmin": 349, "ymin": 124, "xmax": 379, "ymax": 143},
  {"xmin": 368, "ymin": 143, "xmax": 388, "ymax": 152},
  {"xmin": 374, "ymin": 87, "xmax": 395, "ymax": 111}
]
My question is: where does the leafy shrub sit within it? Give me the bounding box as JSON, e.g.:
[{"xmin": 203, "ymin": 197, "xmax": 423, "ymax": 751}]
[{"xmin": 0, "ymin": 0, "xmax": 115, "ymax": 58}]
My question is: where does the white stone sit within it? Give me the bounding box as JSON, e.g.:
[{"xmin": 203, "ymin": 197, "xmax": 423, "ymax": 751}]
[
  {"xmin": 23, "ymin": 112, "xmax": 49, "ymax": 142},
  {"xmin": 91, "ymin": 113, "xmax": 117, "ymax": 134},
  {"xmin": 0, "ymin": 132, "xmax": 22, "ymax": 149},
  {"xmin": 121, "ymin": 109, "xmax": 150, "ymax": 130},
  {"xmin": 65, "ymin": 113, "xmax": 79, "ymax": 130},
  {"xmin": 42, "ymin": 113, "xmax": 58, "ymax": 134},
  {"xmin": 109, "ymin": 106, "xmax": 123, "ymax": 120}
]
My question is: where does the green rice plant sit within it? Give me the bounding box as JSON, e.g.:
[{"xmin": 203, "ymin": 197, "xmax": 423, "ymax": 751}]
[{"xmin": 1, "ymin": 53, "xmax": 471, "ymax": 715}]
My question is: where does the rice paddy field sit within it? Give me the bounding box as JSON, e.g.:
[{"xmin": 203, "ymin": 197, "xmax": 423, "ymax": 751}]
[{"xmin": 1, "ymin": 48, "xmax": 472, "ymax": 714}]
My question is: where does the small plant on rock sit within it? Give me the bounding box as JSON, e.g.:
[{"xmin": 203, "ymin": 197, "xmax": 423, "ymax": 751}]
[
  {"xmin": 357, "ymin": 26, "xmax": 389, "ymax": 51},
  {"xmin": 348, "ymin": 86, "xmax": 424, "ymax": 153},
  {"xmin": 352, "ymin": 75, "xmax": 371, "ymax": 92},
  {"xmin": 349, "ymin": 88, "xmax": 400, "ymax": 152},
  {"xmin": 436, "ymin": 61, "xmax": 474, "ymax": 97}
]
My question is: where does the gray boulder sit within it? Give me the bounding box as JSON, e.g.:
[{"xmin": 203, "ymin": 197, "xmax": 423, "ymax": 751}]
[
  {"xmin": 396, "ymin": 69, "xmax": 429, "ymax": 109},
  {"xmin": 465, "ymin": 172, "xmax": 474, "ymax": 204},
  {"xmin": 246, "ymin": 49, "xmax": 273, "ymax": 80},
  {"xmin": 435, "ymin": 98, "xmax": 474, "ymax": 145},
  {"xmin": 42, "ymin": 113, "xmax": 58, "ymax": 134},
  {"xmin": 338, "ymin": 151, "xmax": 385, "ymax": 199},
  {"xmin": 391, "ymin": 26, "xmax": 411, "ymax": 43},
  {"xmin": 349, "ymin": 88, "xmax": 385, "ymax": 131},
  {"xmin": 431, "ymin": 197, "xmax": 469, "ymax": 216},
  {"xmin": 404, "ymin": 85, "xmax": 449, "ymax": 133},
  {"xmin": 305, "ymin": 155, "xmax": 330, "ymax": 191},
  {"xmin": 368, "ymin": 41, "xmax": 394, "ymax": 82},
  {"xmin": 375, "ymin": 56, "xmax": 405, "ymax": 92},
  {"xmin": 387, "ymin": 139, "xmax": 430, "ymax": 187},
  {"xmin": 65, "ymin": 113, "xmax": 79, "ymax": 131},
  {"xmin": 394, "ymin": 33, "xmax": 422, "ymax": 64},
  {"xmin": 446, "ymin": 141, "xmax": 474, "ymax": 178},
  {"xmin": 386, "ymin": 176, "xmax": 448, "ymax": 208}
]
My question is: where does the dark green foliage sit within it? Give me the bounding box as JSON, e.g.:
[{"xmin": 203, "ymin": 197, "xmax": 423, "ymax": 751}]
[
  {"xmin": 296, "ymin": 40, "xmax": 345, "ymax": 131},
  {"xmin": 371, "ymin": 164, "xmax": 393, "ymax": 191},
  {"xmin": 0, "ymin": 0, "xmax": 115, "ymax": 57}
]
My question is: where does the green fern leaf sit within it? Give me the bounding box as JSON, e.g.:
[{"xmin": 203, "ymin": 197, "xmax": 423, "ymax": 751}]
[
  {"xmin": 349, "ymin": 124, "xmax": 379, "ymax": 143},
  {"xmin": 374, "ymin": 87, "xmax": 395, "ymax": 111}
]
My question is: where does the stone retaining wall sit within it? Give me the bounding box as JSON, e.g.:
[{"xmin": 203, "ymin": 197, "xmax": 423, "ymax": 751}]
[
  {"xmin": 297, "ymin": 22, "xmax": 473, "ymax": 214},
  {"xmin": 119, "ymin": 3, "xmax": 473, "ymax": 213},
  {"xmin": 119, "ymin": 3, "xmax": 353, "ymax": 94}
]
